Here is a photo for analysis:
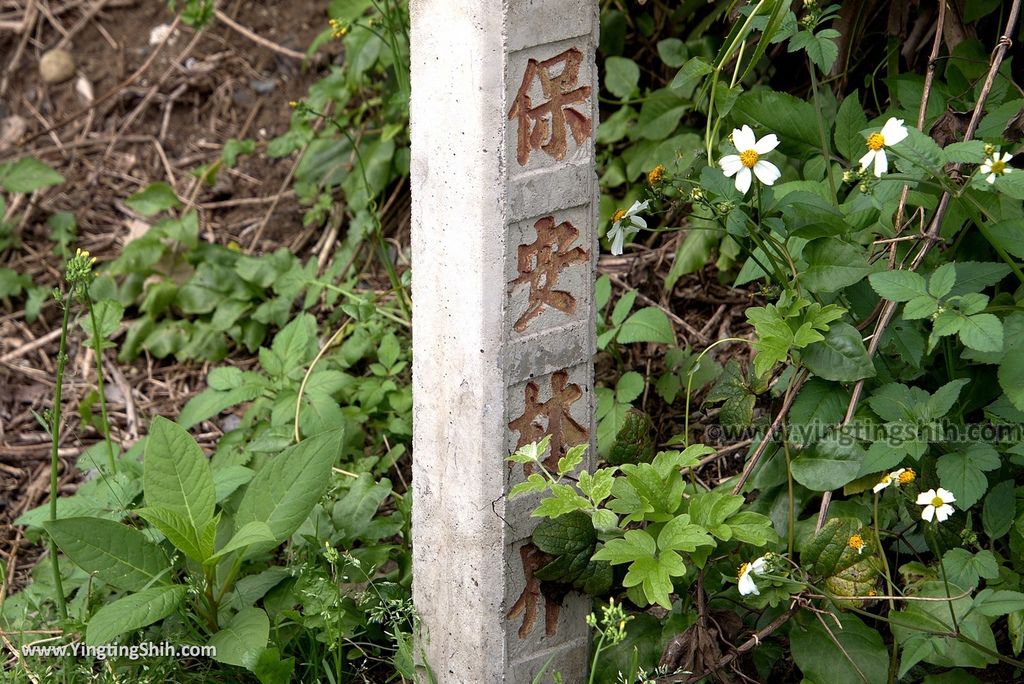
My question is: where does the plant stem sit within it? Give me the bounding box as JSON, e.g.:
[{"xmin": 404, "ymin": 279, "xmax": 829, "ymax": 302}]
[
  {"xmin": 48, "ymin": 289, "xmax": 73, "ymax": 621},
  {"xmin": 807, "ymin": 58, "xmax": 837, "ymax": 202},
  {"xmin": 86, "ymin": 295, "xmax": 117, "ymax": 473}
]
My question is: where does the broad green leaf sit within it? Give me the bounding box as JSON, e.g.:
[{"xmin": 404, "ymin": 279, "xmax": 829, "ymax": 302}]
[
  {"xmin": 616, "ymin": 371, "xmax": 645, "ymax": 403},
  {"xmin": 44, "ymin": 517, "xmax": 169, "ymax": 591},
  {"xmin": 942, "ymin": 140, "xmax": 986, "ymax": 164},
  {"xmin": 958, "ymin": 313, "xmax": 1003, "ymax": 353},
  {"xmin": 788, "ymin": 379, "xmax": 847, "ymax": 447},
  {"xmin": 604, "ymin": 57, "xmax": 640, "ymax": 99},
  {"xmin": 0, "ymin": 157, "xmax": 65, "ymax": 193},
  {"xmin": 656, "ymin": 38, "xmax": 687, "ymax": 68},
  {"xmin": 834, "ymin": 92, "xmax": 868, "ymax": 161},
  {"xmin": 637, "ymin": 90, "xmax": 688, "ymax": 141},
  {"xmin": 868, "ymin": 270, "xmax": 927, "ymax": 302},
  {"xmin": 942, "ymin": 548, "xmax": 998, "ymax": 590},
  {"xmin": 791, "ymin": 433, "xmax": 864, "ymax": 491},
  {"xmin": 726, "ymin": 511, "xmax": 779, "ymax": 546},
  {"xmin": 973, "ymin": 589, "xmax": 1024, "ymax": 617},
  {"xmin": 144, "ymin": 417, "xmax": 215, "ymax": 544},
  {"xmin": 209, "ymin": 607, "xmax": 270, "ymax": 670},
  {"xmin": 624, "ymin": 550, "xmax": 686, "ymax": 609},
  {"xmin": 86, "ymin": 585, "xmax": 185, "ymax": 645},
  {"xmin": 891, "ymin": 582, "xmax": 998, "ymax": 669},
  {"xmin": 801, "ymin": 238, "xmax": 871, "ymax": 293},
  {"xmin": 669, "ymin": 57, "xmax": 713, "ymax": 97},
  {"xmin": 657, "ymin": 514, "xmax": 715, "ymax": 552},
  {"xmin": 206, "ymin": 522, "xmax": 275, "ymax": 565},
  {"xmin": 732, "ymin": 89, "xmax": 819, "ymax": 155},
  {"xmin": 137, "ymin": 506, "xmax": 216, "ymax": 563},
  {"xmin": 532, "ymin": 511, "xmax": 595, "ymax": 556},
  {"xmin": 235, "ymin": 429, "xmax": 343, "ymax": 554},
  {"xmin": 948, "ymin": 262, "xmax": 1011, "ymax": 296},
  {"xmin": 331, "ymin": 474, "xmax": 400, "ymax": 544},
  {"xmin": 926, "ymin": 378, "xmax": 970, "ymax": 419},
  {"xmin": 928, "ymin": 263, "xmax": 956, "ymax": 298},
  {"xmin": 936, "ymin": 445, "xmax": 998, "ymax": 509},
  {"xmin": 999, "ymin": 351, "xmax": 1024, "ymax": 413},
  {"xmin": 982, "ymin": 480, "xmax": 1015, "ymax": 539},
  {"xmin": 791, "ymin": 612, "xmax": 888, "ymax": 684},
  {"xmin": 800, "ymin": 323, "xmax": 875, "ymax": 382},
  {"xmin": 592, "ymin": 529, "xmax": 656, "ymax": 565},
  {"xmin": 80, "ymin": 300, "xmax": 124, "ymax": 350},
  {"xmin": 126, "ymin": 182, "xmax": 181, "ymax": 216},
  {"xmin": 618, "ymin": 307, "xmax": 675, "ymax": 344}
]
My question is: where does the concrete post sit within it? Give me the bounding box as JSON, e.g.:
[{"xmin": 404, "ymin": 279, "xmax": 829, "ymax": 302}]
[{"xmin": 410, "ymin": 1, "xmax": 599, "ymax": 681}]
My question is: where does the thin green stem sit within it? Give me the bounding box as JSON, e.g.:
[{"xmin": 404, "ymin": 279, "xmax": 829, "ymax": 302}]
[
  {"xmin": 807, "ymin": 58, "xmax": 837, "ymax": 202},
  {"xmin": 86, "ymin": 295, "xmax": 117, "ymax": 473},
  {"xmin": 48, "ymin": 289, "xmax": 73, "ymax": 621}
]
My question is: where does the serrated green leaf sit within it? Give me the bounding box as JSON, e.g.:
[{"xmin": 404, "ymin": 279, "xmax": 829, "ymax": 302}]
[
  {"xmin": 618, "ymin": 307, "xmax": 674, "ymax": 344},
  {"xmin": 44, "ymin": 517, "xmax": 169, "ymax": 591},
  {"xmin": 800, "ymin": 323, "xmax": 875, "ymax": 382},
  {"xmin": 869, "ymin": 270, "xmax": 928, "ymax": 302},
  {"xmin": 85, "ymin": 585, "xmax": 185, "ymax": 645}
]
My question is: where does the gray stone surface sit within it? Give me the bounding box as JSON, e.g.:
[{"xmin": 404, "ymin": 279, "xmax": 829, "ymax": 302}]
[{"xmin": 410, "ymin": 0, "xmax": 598, "ymax": 681}]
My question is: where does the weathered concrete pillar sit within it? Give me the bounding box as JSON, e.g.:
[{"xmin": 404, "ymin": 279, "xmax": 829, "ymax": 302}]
[{"xmin": 410, "ymin": 1, "xmax": 599, "ymax": 681}]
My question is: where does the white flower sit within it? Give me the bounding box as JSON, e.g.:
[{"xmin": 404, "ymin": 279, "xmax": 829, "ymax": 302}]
[
  {"xmin": 858, "ymin": 117, "xmax": 908, "ymax": 177},
  {"xmin": 916, "ymin": 487, "xmax": 956, "ymax": 523},
  {"xmin": 737, "ymin": 555, "xmax": 768, "ymax": 596},
  {"xmin": 720, "ymin": 125, "xmax": 781, "ymax": 194},
  {"xmin": 980, "ymin": 150, "xmax": 1013, "ymax": 184},
  {"xmin": 872, "ymin": 467, "xmax": 906, "ymax": 493},
  {"xmin": 607, "ymin": 200, "xmax": 649, "ymax": 255}
]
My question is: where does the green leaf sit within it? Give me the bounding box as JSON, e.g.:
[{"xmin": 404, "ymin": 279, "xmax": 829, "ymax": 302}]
[
  {"xmin": 726, "ymin": 511, "xmax": 779, "ymax": 546},
  {"xmin": 801, "ymin": 238, "xmax": 872, "ymax": 293},
  {"xmin": 669, "ymin": 57, "xmax": 713, "ymax": 97},
  {"xmin": 982, "ymin": 480, "xmax": 1015, "ymax": 539},
  {"xmin": 616, "ymin": 371, "xmax": 645, "ymax": 403},
  {"xmin": 624, "ymin": 551, "xmax": 686, "ymax": 609},
  {"xmin": 80, "ymin": 300, "xmax": 124, "ymax": 350},
  {"xmin": 891, "ymin": 581, "xmax": 997, "ymax": 669},
  {"xmin": 533, "ymin": 511, "xmax": 595, "ymax": 556},
  {"xmin": 973, "ymin": 589, "xmax": 1024, "ymax": 617},
  {"xmin": 942, "ymin": 548, "xmax": 998, "ymax": 590},
  {"xmin": 604, "ymin": 57, "xmax": 640, "ymax": 99},
  {"xmin": 618, "ymin": 307, "xmax": 674, "ymax": 344},
  {"xmin": 926, "ymin": 378, "xmax": 970, "ymax": 420},
  {"xmin": 656, "ymin": 38, "xmax": 688, "ymax": 68},
  {"xmin": 126, "ymin": 182, "xmax": 181, "ymax": 216},
  {"xmin": 791, "ymin": 433, "xmax": 865, "ymax": 491},
  {"xmin": 958, "ymin": 313, "xmax": 1003, "ymax": 353},
  {"xmin": 43, "ymin": 517, "xmax": 169, "ymax": 591},
  {"xmin": 637, "ymin": 90, "xmax": 688, "ymax": 141},
  {"xmin": 235, "ymin": 429, "xmax": 342, "ymax": 554},
  {"xmin": 942, "ymin": 140, "xmax": 986, "ymax": 164},
  {"xmin": 85, "ymin": 585, "xmax": 186, "ymax": 645},
  {"xmin": 136, "ymin": 506, "xmax": 216, "ymax": 563},
  {"xmin": 144, "ymin": 416, "xmax": 215, "ymax": 545},
  {"xmin": 949, "ymin": 262, "xmax": 1011, "ymax": 296},
  {"xmin": 936, "ymin": 445, "xmax": 998, "ymax": 509},
  {"xmin": 800, "ymin": 323, "xmax": 875, "ymax": 382},
  {"xmin": 869, "ymin": 270, "xmax": 928, "ymax": 302},
  {"xmin": 0, "ymin": 157, "xmax": 65, "ymax": 193},
  {"xmin": 732, "ymin": 89, "xmax": 819, "ymax": 155},
  {"xmin": 209, "ymin": 607, "xmax": 270, "ymax": 670},
  {"xmin": 331, "ymin": 475, "xmax": 395, "ymax": 544},
  {"xmin": 928, "ymin": 263, "xmax": 956, "ymax": 298},
  {"xmin": 791, "ymin": 612, "xmax": 889, "ymax": 684},
  {"xmin": 1000, "ymin": 349, "xmax": 1024, "ymax": 413},
  {"xmin": 657, "ymin": 514, "xmax": 715, "ymax": 552},
  {"xmin": 592, "ymin": 529, "xmax": 656, "ymax": 565},
  {"xmin": 834, "ymin": 92, "xmax": 869, "ymax": 161},
  {"xmin": 207, "ymin": 522, "xmax": 276, "ymax": 565}
]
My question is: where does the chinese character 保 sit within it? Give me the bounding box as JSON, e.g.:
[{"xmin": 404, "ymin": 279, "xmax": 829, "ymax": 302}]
[{"xmin": 508, "ymin": 48, "xmax": 592, "ymax": 166}]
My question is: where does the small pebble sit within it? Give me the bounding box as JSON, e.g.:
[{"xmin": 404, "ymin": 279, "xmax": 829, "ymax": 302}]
[
  {"xmin": 39, "ymin": 49, "xmax": 76, "ymax": 84},
  {"xmin": 249, "ymin": 78, "xmax": 277, "ymax": 94}
]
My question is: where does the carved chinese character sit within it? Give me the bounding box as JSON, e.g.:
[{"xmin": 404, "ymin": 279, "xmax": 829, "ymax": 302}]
[
  {"xmin": 510, "ymin": 216, "xmax": 589, "ymax": 333},
  {"xmin": 506, "ymin": 544, "xmax": 561, "ymax": 639},
  {"xmin": 508, "ymin": 48, "xmax": 592, "ymax": 166},
  {"xmin": 509, "ymin": 370, "xmax": 588, "ymax": 474}
]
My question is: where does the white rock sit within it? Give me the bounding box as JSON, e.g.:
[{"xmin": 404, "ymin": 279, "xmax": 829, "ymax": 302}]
[{"xmin": 39, "ymin": 49, "xmax": 76, "ymax": 84}]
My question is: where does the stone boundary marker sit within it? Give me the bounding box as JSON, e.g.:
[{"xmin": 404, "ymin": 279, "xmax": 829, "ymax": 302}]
[{"xmin": 410, "ymin": 1, "xmax": 599, "ymax": 681}]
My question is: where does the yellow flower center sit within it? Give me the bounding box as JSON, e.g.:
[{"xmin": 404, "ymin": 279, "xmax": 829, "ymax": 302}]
[
  {"xmin": 648, "ymin": 164, "xmax": 665, "ymax": 186},
  {"xmin": 848, "ymin": 534, "xmax": 864, "ymax": 551},
  {"xmin": 931, "ymin": 496, "xmax": 944, "ymax": 507},
  {"xmin": 739, "ymin": 149, "xmax": 759, "ymax": 168},
  {"xmin": 612, "ymin": 208, "xmax": 626, "ymax": 223},
  {"xmin": 898, "ymin": 469, "xmax": 915, "ymax": 484},
  {"xmin": 879, "ymin": 475, "xmax": 891, "ymax": 486},
  {"xmin": 991, "ymin": 160, "xmax": 1007, "ymax": 174},
  {"xmin": 867, "ymin": 132, "xmax": 885, "ymax": 151},
  {"xmin": 737, "ymin": 562, "xmax": 750, "ymax": 579}
]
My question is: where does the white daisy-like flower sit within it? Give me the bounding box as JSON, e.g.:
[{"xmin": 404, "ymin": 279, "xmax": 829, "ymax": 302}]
[
  {"xmin": 872, "ymin": 467, "xmax": 906, "ymax": 493},
  {"xmin": 720, "ymin": 125, "xmax": 781, "ymax": 194},
  {"xmin": 980, "ymin": 150, "xmax": 1013, "ymax": 184},
  {"xmin": 607, "ymin": 200, "xmax": 649, "ymax": 255},
  {"xmin": 916, "ymin": 487, "xmax": 956, "ymax": 523},
  {"xmin": 859, "ymin": 117, "xmax": 908, "ymax": 177},
  {"xmin": 737, "ymin": 555, "xmax": 768, "ymax": 596}
]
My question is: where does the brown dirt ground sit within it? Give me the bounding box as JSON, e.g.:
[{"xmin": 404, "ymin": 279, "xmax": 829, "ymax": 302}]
[{"xmin": 0, "ymin": 0, "xmax": 342, "ymax": 597}]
